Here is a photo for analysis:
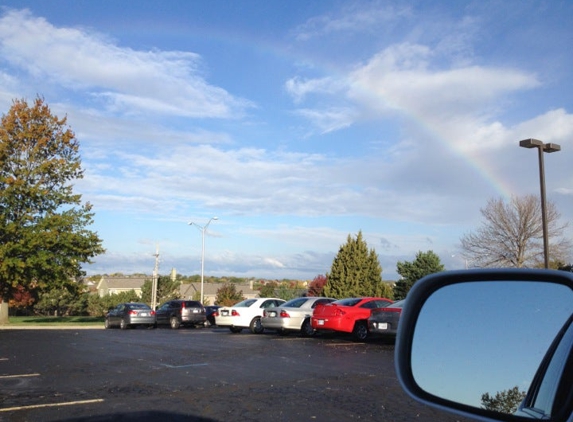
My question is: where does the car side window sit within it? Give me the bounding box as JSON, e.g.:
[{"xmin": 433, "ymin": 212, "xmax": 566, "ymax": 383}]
[
  {"xmin": 526, "ymin": 318, "xmax": 573, "ymax": 417},
  {"xmin": 261, "ymin": 300, "xmax": 275, "ymax": 308}
]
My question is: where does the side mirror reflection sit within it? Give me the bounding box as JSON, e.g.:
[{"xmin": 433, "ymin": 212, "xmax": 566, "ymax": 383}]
[{"xmin": 396, "ymin": 269, "xmax": 573, "ymax": 421}]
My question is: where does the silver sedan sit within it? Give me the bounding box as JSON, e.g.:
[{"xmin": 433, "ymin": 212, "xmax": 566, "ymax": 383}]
[{"xmin": 261, "ymin": 296, "xmax": 335, "ymax": 336}]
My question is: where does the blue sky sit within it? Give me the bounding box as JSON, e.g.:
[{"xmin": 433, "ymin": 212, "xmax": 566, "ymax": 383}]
[{"xmin": 1, "ymin": 1, "xmax": 572, "ymax": 280}]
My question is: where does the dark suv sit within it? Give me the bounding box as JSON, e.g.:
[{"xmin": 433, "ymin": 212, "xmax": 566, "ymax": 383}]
[{"xmin": 155, "ymin": 300, "xmax": 206, "ymax": 329}]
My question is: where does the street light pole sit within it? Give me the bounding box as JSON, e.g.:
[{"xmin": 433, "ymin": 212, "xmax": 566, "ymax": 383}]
[
  {"xmin": 189, "ymin": 217, "xmax": 218, "ymax": 304},
  {"xmin": 519, "ymin": 138, "xmax": 561, "ymax": 269}
]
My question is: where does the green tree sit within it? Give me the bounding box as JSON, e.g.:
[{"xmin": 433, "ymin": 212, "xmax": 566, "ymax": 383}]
[
  {"xmin": 259, "ymin": 282, "xmax": 277, "ymax": 297},
  {"xmin": 323, "ymin": 231, "xmax": 391, "ymax": 299},
  {"xmin": 0, "ymin": 98, "xmax": 105, "ymax": 323},
  {"xmin": 215, "ymin": 283, "xmax": 245, "ymax": 306},
  {"xmin": 393, "ymin": 250, "xmax": 444, "ymax": 300},
  {"xmin": 140, "ymin": 276, "xmax": 181, "ymax": 306},
  {"xmin": 86, "ymin": 290, "xmax": 140, "ymax": 317},
  {"xmin": 481, "ymin": 386, "xmax": 526, "ymax": 414}
]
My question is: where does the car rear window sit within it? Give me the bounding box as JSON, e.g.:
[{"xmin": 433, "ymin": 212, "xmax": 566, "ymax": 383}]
[
  {"xmin": 234, "ymin": 299, "xmax": 257, "ymax": 307},
  {"xmin": 184, "ymin": 301, "xmax": 202, "ymax": 308},
  {"xmin": 129, "ymin": 303, "xmax": 149, "ymax": 310},
  {"xmin": 333, "ymin": 298, "xmax": 362, "ymax": 307}
]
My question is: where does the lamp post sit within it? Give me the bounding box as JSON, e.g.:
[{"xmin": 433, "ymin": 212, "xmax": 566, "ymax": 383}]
[
  {"xmin": 519, "ymin": 138, "xmax": 561, "ymax": 269},
  {"xmin": 189, "ymin": 217, "xmax": 218, "ymax": 304}
]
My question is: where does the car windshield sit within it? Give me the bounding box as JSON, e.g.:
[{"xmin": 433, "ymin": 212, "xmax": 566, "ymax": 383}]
[
  {"xmin": 233, "ymin": 299, "xmax": 257, "ymax": 308},
  {"xmin": 333, "ymin": 298, "xmax": 362, "ymax": 307}
]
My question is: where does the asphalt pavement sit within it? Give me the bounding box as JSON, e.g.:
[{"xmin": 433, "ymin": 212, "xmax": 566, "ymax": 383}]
[{"xmin": 0, "ymin": 326, "xmax": 470, "ymax": 422}]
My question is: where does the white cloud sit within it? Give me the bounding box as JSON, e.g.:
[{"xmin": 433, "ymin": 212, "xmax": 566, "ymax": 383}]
[{"xmin": 0, "ymin": 9, "xmax": 252, "ymax": 118}]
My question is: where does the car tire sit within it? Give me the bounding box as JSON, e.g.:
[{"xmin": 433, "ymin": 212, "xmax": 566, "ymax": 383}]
[
  {"xmin": 352, "ymin": 321, "xmax": 368, "ymax": 341},
  {"xmin": 300, "ymin": 319, "xmax": 315, "ymax": 337},
  {"xmin": 230, "ymin": 327, "xmax": 242, "ymax": 333},
  {"xmin": 120, "ymin": 319, "xmax": 129, "ymax": 330},
  {"xmin": 250, "ymin": 317, "xmax": 264, "ymax": 334},
  {"xmin": 170, "ymin": 316, "xmax": 181, "ymax": 329}
]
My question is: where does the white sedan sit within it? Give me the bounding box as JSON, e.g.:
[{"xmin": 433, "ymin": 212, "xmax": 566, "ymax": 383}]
[
  {"xmin": 261, "ymin": 296, "xmax": 335, "ymax": 336},
  {"xmin": 215, "ymin": 298, "xmax": 285, "ymax": 333}
]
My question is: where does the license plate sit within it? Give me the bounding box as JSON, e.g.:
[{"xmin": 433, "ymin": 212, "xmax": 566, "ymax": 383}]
[
  {"xmin": 378, "ymin": 322, "xmax": 388, "ymax": 330},
  {"xmin": 269, "ymin": 311, "xmax": 276, "ymax": 317},
  {"xmin": 222, "ymin": 310, "xmax": 229, "ymax": 316},
  {"xmin": 140, "ymin": 312, "xmax": 149, "ymax": 317},
  {"xmin": 318, "ymin": 319, "xmax": 324, "ymax": 326},
  {"xmin": 192, "ymin": 309, "xmax": 199, "ymax": 313}
]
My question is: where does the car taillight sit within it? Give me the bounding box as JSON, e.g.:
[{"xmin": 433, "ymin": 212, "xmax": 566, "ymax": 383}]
[
  {"xmin": 213, "ymin": 311, "xmax": 219, "ymax": 317},
  {"xmin": 334, "ymin": 308, "xmax": 346, "ymax": 317},
  {"xmin": 128, "ymin": 310, "xmax": 138, "ymax": 315},
  {"xmin": 279, "ymin": 310, "xmax": 290, "ymax": 318},
  {"xmin": 231, "ymin": 310, "xmax": 240, "ymax": 316},
  {"xmin": 150, "ymin": 310, "xmax": 156, "ymax": 316}
]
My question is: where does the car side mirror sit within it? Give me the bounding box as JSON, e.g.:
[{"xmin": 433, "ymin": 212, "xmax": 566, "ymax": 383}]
[{"xmin": 395, "ymin": 269, "xmax": 573, "ymax": 422}]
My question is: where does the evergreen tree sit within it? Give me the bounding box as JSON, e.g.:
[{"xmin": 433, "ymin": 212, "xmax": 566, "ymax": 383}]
[
  {"xmin": 0, "ymin": 98, "xmax": 104, "ymax": 323},
  {"xmin": 393, "ymin": 250, "xmax": 444, "ymax": 300},
  {"xmin": 481, "ymin": 386, "xmax": 526, "ymax": 414},
  {"xmin": 323, "ymin": 231, "xmax": 390, "ymax": 299}
]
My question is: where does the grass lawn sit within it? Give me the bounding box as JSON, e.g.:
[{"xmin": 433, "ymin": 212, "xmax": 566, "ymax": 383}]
[{"xmin": 7, "ymin": 316, "xmax": 104, "ymax": 326}]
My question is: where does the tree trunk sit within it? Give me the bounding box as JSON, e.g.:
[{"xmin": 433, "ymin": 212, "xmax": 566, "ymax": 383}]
[{"xmin": 0, "ymin": 299, "xmax": 9, "ymax": 324}]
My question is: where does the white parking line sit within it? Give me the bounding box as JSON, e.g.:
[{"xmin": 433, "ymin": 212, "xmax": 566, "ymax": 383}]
[
  {"xmin": 0, "ymin": 399, "xmax": 104, "ymax": 413},
  {"xmin": 0, "ymin": 373, "xmax": 40, "ymax": 379}
]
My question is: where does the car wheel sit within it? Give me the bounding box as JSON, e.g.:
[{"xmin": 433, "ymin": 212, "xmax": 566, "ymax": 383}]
[
  {"xmin": 352, "ymin": 321, "xmax": 368, "ymax": 341},
  {"xmin": 230, "ymin": 326, "xmax": 242, "ymax": 333},
  {"xmin": 120, "ymin": 319, "xmax": 129, "ymax": 330},
  {"xmin": 170, "ymin": 316, "xmax": 181, "ymax": 329},
  {"xmin": 104, "ymin": 318, "xmax": 111, "ymax": 329},
  {"xmin": 250, "ymin": 317, "xmax": 264, "ymax": 334},
  {"xmin": 300, "ymin": 319, "xmax": 315, "ymax": 337}
]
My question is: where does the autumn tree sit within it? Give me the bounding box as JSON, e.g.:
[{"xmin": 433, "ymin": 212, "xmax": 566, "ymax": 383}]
[
  {"xmin": 0, "ymin": 98, "xmax": 104, "ymax": 324},
  {"xmin": 481, "ymin": 386, "xmax": 526, "ymax": 414},
  {"xmin": 259, "ymin": 282, "xmax": 278, "ymax": 297},
  {"xmin": 307, "ymin": 274, "xmax": 327, "ymax": 297},
  {"xmin": 323, "ymin": 231, "xmax": 392, "ymax": 299},
  {"xmin": 215, "ymin": 283, "xmax": 245, "ymax": 306},
  {"xmin": 460, "ymin": 195, "xmax": 570, "ymax": 268},
  {"xmin": 393, "ymin": 250, "xmax": 444, "ymax": 300},
  {"xmin": 140, "ymin": 275, "xmax": 181, "ymax": 306}
]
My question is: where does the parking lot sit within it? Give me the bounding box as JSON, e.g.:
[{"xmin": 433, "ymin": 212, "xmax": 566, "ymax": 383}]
[{"xmin": 0, "ymin": 326, "xmax": 469, "ymax": 422}]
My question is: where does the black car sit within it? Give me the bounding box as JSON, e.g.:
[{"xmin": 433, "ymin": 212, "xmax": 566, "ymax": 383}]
[
  {"xmin": 155, "ymin": 300, "xmax": 206, "ymax": 329},
  {"xmin": 204, "ymin": 305, "xmax": 221, "ymax": 326},
  {"xmin": 105, "ymin": 302, "xmax": 156, "ymax": 330}
]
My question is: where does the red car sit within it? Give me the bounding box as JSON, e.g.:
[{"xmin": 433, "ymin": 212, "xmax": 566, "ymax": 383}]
[{"xmin": 311, "ymin": 297, "xmax": 393, "ymax": 341}]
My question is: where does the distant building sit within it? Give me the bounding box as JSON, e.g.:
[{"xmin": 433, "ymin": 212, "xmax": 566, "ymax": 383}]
[
  {"xmin": 179, "ymin": 282, "xmax": 260, "ymax": 305},
  {"xmin": 96, "ymin": 276, "xmax": 147, "ymax": 298}
]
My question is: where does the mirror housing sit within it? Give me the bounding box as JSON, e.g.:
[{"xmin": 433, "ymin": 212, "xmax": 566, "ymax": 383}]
[{"xmin": 395, "ymin": 269, "xmax": 573, "ymax": 422}]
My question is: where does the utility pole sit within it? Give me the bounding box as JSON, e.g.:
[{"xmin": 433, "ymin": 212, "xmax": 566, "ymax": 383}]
[{"xmin": 151, "ymin": 245, "xmax": 159, "ymax": 310}]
